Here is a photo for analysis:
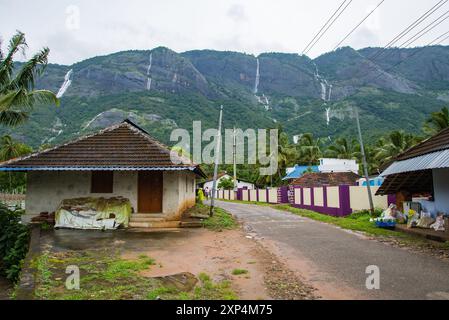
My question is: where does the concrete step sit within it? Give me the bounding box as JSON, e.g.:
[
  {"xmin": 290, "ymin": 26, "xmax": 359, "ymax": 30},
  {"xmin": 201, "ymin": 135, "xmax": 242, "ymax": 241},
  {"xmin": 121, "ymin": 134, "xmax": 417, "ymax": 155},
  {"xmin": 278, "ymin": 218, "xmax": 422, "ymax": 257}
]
[
  {"xmin": 129, "ymin": 220, "xmax": 181, "ymax": 228},
  {"xmin": 132, "ymin": 213, "xmax": 165, "ymax": 219},
  {"xmin": 180, "ymin": 221, "xmax": 203, "ymax": 228},
  {"xmin": 130, "ymin": 217, "xmax": 165, "ymax": 223}
]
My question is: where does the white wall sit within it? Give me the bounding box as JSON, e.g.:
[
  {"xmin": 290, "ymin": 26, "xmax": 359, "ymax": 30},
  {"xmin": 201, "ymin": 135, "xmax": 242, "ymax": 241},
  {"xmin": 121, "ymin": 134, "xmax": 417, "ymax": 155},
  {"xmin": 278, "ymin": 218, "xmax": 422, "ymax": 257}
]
[
  {"xmin": 318, "ymin": 158, "xmax": 359, "ymax": 174},
  {"xmin": 327, "ymin": 186, "xmax": 340, "ymax": 208},
  {"xmin": 258, "ymin": 190, "xmax": 267, "ymax": 202},
  {"xmin": 203, "ymin": 174, "xmax": 254, "ymax": 192},
  {"xmin": 268, "ymin": 188, "xmax": 278, "ymax": 203},
  {"xmin": 349, "ymin": 186, "xmax": 388, "ymax": 211},
  {"xmin": 26, "ymin": 171, "xmax": 137, "ymax": 222},
  {"xmin": 25, "ymin": 170, "xmax": 196, "ymax": 222},
  {"xmin": 432, "ymin": 168, "xmax": 449, "ymax": 213}
]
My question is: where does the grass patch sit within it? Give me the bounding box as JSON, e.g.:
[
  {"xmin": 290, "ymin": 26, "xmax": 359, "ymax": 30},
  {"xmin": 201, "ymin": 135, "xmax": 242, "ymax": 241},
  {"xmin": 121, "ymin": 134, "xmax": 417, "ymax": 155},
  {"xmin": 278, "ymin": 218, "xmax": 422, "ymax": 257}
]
[
  {"xmin": 29, "ymin": 249, "xmax": 239, "ymax": 300},
  {"xmin": 232, "ymin": 268, "xmax": 248, "ymax": 275},
  {"xmin": 202, "ymin": 207, "xmax": 238, "ymax": 231},
  {"xmin": 191, "ymin": 273, "xmax": 237, "ymax": 300},
  {"xmin": 271, "ymin": 204, "xmax": 449, "ymax": 253},
  {"xmin": 31, "ymin": 250, "xmax": 161, "ymax": 300},
  {"xmin": 274, "ymin": 205, "xmax": 404, "ymax": 237},
  {"xmin": 32, "ymin": 252, "xmax": 54, "ymax": 299}
]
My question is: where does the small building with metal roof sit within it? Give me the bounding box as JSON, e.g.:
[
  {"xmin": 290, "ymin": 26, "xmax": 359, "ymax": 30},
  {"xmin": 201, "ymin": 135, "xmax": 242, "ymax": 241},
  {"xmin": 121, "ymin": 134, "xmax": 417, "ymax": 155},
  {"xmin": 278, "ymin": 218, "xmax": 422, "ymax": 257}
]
[{"xmin": 377, "ymin": 126, "xmax": 449, "ymax": 216}]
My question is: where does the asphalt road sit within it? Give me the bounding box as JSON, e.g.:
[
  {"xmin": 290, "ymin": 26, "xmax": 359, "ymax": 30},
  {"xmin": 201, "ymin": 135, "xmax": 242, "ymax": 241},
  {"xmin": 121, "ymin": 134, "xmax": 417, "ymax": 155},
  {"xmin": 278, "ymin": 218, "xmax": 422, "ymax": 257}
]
[{"xmin": 214, "ymin": 200, "xmax": 449, "ymax": 300}]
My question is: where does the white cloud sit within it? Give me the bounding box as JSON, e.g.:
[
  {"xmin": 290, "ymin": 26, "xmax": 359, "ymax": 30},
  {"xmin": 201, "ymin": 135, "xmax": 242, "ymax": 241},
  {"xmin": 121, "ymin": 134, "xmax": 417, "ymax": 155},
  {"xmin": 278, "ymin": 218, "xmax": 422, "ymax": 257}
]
[{"xmin": 0, "ymin": 0, "xmax": 446, "ymax": 65}]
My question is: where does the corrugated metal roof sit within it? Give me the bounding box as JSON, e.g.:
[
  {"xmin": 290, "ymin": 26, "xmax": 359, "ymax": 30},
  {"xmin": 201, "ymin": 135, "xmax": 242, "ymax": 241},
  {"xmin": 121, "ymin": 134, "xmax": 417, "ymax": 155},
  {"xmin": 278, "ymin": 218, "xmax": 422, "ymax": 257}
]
[
  {"xmin": 381, "ymin": 149, "xmax": 449, "ymax": 176},
  {"xmin": 282, "ymin": 165, "xmax": 319, "ymax": 180}
]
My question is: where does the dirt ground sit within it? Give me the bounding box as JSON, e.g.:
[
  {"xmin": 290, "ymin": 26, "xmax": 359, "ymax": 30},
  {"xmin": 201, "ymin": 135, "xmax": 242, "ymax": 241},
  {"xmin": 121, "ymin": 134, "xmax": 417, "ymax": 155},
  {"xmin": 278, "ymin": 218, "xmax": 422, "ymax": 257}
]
[
  {"xmin": 125, "ymin": 228, "xmax": 315, "ymax": 299},
  {"xmin": 39, "ymin": 227, "xmax": 316, "ymax": 300}
]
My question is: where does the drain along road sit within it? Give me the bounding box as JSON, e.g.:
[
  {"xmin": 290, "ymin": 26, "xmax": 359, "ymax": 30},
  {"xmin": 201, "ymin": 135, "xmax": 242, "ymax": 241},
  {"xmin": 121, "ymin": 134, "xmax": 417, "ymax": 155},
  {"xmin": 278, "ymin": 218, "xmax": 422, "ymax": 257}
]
[{"xmin": 214, "ymin": 200, "xmax": 449, "ymax": 300}]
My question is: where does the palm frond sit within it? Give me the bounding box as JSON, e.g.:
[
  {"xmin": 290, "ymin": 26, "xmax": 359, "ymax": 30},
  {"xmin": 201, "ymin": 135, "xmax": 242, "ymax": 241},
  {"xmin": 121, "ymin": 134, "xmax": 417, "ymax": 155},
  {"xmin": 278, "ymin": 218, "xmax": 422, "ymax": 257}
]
[
  {"xmin": 28, "ymin": 89, "xmax": 59, "ymax": 107},
  {"xmin": 0, "ymin": 109, "xmax": 28, "ymax": 127},
  {"xmin": 0, "ymin": 31, "xmax": 27, "ymax": 87},
  {"xmin": 12, "ymin": 47, "xmax": 50, "ymax": 90}
]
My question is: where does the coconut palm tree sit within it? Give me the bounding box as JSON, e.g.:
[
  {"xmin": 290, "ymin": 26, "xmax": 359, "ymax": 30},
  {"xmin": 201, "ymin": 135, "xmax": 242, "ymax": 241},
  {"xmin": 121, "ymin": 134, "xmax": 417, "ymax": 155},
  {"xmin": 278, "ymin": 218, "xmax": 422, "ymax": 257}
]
[
  {"xmin": 0, "ymin": 135, "xmax": 22, "ymax": 161},
  {"xmin": 296, "ymin": 133, "xmax": 322, "ymax": 166},
  {"xmin": 423, "ymin": 107, "xmax": 449, "ymax": 136},
  {"xmin": 0, "ymin": 31, "xmax": 58, "ymax": 127},
  {"xmin": 325, "ymin": 137, "xmax": 360, "ymax": 160},
  {"xmin": 0, "ymin": 135, "xmax": 32, "ymax": 190},
  {"xmin": 373, "ymin": 130, "xmax": 419, "ymax": 166}
]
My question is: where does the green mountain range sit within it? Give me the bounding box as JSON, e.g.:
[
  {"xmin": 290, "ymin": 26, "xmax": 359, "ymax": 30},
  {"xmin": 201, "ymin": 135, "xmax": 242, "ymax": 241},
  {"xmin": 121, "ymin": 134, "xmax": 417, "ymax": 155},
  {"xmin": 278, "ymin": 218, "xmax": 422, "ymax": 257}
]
[{"xmin": 6, "ymin": 45, "xmax": 449, "ymax": 148}]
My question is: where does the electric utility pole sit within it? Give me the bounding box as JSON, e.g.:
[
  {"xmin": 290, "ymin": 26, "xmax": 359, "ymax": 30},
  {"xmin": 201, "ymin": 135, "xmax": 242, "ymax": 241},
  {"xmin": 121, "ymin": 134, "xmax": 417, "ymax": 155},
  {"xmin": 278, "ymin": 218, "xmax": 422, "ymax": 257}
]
[
  {"xmin": 210, "ymin": 105, "xmax": 223, "ymax": 217},
  {"xmin": 233, "ymin": 126, "xmax": 237, "ymax": 190},
  {"xmin": 354, "ymin": 107, "xmax": 375, "ymax": 214}
]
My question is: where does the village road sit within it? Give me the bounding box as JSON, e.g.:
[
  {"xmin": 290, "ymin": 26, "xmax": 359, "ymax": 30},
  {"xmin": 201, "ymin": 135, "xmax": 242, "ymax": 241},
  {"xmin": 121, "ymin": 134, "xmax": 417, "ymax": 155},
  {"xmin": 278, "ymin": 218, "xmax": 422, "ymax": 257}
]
[{"xmin": 214, "ymin": 200, "xmax": 449, "ymax": 300}]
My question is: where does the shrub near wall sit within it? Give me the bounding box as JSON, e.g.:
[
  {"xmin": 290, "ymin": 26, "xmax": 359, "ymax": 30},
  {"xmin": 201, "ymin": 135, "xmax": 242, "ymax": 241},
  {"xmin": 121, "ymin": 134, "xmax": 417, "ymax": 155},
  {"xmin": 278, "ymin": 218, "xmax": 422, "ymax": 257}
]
[{"xmin": 0, "ymin": 204, "xmax": 30, "ymax": 282}]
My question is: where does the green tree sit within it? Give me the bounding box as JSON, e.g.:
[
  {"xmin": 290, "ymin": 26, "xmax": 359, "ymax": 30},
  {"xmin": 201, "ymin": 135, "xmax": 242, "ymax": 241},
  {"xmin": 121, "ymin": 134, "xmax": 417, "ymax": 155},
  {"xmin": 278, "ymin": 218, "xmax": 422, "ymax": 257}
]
[
  {"xmin": 0, "ymin": 31, "xmax": 59, "ymax": 127},
  {"xmin": 296, "ymin": 133, "xmax": 322, "ymax": 166},
  {"xmin": 423, "ymin": 106, "xmax": 449, "ymax": 136},
  {"xmin": 325, "ymin": 137, "xmax": 360, "ymax": 160},
  {"xmin": 373, "ymin": 131, "xmax": 419, "ymax": 166},
  {"xmin": 0, "ymin": 135, "xmax": 32, "ymax": 191},
  {"xmin": 218, "ymin": 177, "xmax": 235, "ymax": 190}
]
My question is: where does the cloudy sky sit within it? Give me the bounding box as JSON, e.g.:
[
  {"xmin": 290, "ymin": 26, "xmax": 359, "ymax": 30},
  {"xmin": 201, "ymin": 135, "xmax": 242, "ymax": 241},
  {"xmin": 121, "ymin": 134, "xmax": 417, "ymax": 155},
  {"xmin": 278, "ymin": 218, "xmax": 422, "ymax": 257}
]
[{"xmin": 1, "ymin": 0, "xmax": 448, "ymax": 65}]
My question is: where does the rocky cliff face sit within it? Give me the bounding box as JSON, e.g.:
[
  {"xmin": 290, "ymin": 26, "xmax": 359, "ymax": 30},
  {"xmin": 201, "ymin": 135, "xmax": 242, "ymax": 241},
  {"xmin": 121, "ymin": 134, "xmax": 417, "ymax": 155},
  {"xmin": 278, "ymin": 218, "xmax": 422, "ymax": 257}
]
[{"xmin": 9, "ymin": 45, "xmax": 449, "ymax": 147}]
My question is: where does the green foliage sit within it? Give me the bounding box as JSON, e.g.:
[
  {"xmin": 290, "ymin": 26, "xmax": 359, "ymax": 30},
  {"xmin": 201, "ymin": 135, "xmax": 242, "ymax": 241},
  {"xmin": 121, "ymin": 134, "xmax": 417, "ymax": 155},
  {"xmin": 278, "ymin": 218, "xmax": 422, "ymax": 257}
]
[
  {"xmin": 231, "ymin": 268, "xmax": 248, "ymax": 275},
  {"xmin": 325, "ymin": 137, "xmax": 360, "ymax": 160},
  {"xmin": 274, "ymin": 204, "xmax": 401, "ymax": 237},
  {"xmin": 0, "ymin": 135, "xmax": 32, "ymax": 191},
  {"xmin": 349, "ymin": 208, "xmax": 383, "ymax": 219},
  {"xmin": 217, "ymin": 177, "xmax": 234, "ymax": 190},
  {"xmin": 192, "ymin": 272, "xmax": 237, "ymax": 300},
  {"xmin": 0, "ymin": 31, "xmax": 58, "ymax": 127},
  {"xmin": 423, "ymin": 106, "xmax": 449, "ymax": 136},
  {"xmin": 203, "ymin": 207, "xmax": 238, "ymax": 231},
  {"xmin": 0, "ymin": 204, "xmax": 30, "ymax": 282}
]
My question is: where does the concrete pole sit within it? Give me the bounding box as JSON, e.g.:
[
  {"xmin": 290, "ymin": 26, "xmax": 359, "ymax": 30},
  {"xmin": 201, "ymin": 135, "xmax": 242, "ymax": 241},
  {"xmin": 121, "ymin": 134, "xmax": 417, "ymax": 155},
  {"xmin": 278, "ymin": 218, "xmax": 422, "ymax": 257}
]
[
  {"xmin": 354, "ymin": 107, "xmax": 375, "ymax": 214},
  {"xmin": 233, "ymin": 127, "xmax": 237, "ymax": 190},
  {"xmin": 210, "ymin": 105, "xmax": 223, "ymax": 217}
]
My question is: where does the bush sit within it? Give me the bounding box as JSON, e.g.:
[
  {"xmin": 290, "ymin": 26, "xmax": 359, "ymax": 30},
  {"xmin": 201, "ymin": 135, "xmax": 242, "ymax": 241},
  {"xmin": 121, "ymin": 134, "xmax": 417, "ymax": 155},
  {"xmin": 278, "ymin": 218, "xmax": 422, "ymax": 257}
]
[
  {"xmin": 349, "ymin": 208, "xmax": 383, "ymax": 220},
  {"xmin": 0, "ymin": 204, "xmax": 30, "ymax": 282}
]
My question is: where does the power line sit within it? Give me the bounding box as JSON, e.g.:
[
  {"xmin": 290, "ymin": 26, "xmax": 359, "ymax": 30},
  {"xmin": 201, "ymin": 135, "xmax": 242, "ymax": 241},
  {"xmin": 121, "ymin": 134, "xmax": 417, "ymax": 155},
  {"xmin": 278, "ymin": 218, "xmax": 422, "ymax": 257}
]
[
  {"xmin": 398, "ymin": 9, "xmax": 449, "ymax": 48},
  {"xmin": 302, "ymin": 0, "xmax": 353, "ymax": 55},
  {"xmin": 333, "ymin": 0, "xmax": 386, "ymax": 51},
  {"xmin": 366, "ymin": 29, "xmax": 449, "ymax": 84},
  {"xmin": 302, "ymin": 0, "xmax": 348, "ymax": 54},
  {"xmin": 369, "ymin": 0, "xmax": 448, "ymax": 61},
  {"xmin": 342, "ymin": 3, "xmax": 449, "ymax": 86}
]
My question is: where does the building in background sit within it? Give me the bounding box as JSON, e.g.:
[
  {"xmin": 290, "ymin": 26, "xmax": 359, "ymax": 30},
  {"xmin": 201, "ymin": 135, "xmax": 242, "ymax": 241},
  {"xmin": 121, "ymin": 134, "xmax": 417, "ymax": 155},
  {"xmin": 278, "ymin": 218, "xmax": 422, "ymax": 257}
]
[
  {"xmin": 199, "ymin": 173, "xmax": 255, "ymax": 193},
  {"xmin": 283, "ymin": 158, "xmax": 359, "ymax": 181},
  {"xmin": 283, "ymin": 165, "xmax": 319, "ymax": 181},
  {"xmin": 318, "ymin": 158, "xmax": 359, "ymax": 174}
]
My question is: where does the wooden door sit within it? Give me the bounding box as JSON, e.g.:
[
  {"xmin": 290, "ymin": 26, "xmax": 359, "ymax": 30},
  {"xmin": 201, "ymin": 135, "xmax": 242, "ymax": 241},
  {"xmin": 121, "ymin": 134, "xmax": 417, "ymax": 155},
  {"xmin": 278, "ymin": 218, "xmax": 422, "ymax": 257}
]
[{"xmin": 138, "ymin": 171, "xmax": 163, "ymax": 213}]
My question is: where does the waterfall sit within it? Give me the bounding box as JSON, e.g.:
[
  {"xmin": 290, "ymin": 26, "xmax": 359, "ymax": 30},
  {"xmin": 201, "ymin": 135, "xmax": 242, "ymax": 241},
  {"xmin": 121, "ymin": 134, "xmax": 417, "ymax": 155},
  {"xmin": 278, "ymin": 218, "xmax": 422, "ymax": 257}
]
[
  {"xmin": 325, "ymin": 107, "xmax": 331, "ymax": 126},
  {"xmin": 320, "ymin": 82, "xmax": 327, "ymax": 101},
  {"xmin": 146, "ymin": 52, "xmax": 153, "ymax": 91},
  {"xmin": 254, "ymin": 58, "xmax": 260, "ymax": 94},
  {"xmin": 56, "ymin": 69, "xmax": 73, "ymax": 98},
  {"xmin": 312, "ymin": 61, "xmax": 334, "ymax": 125}
]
